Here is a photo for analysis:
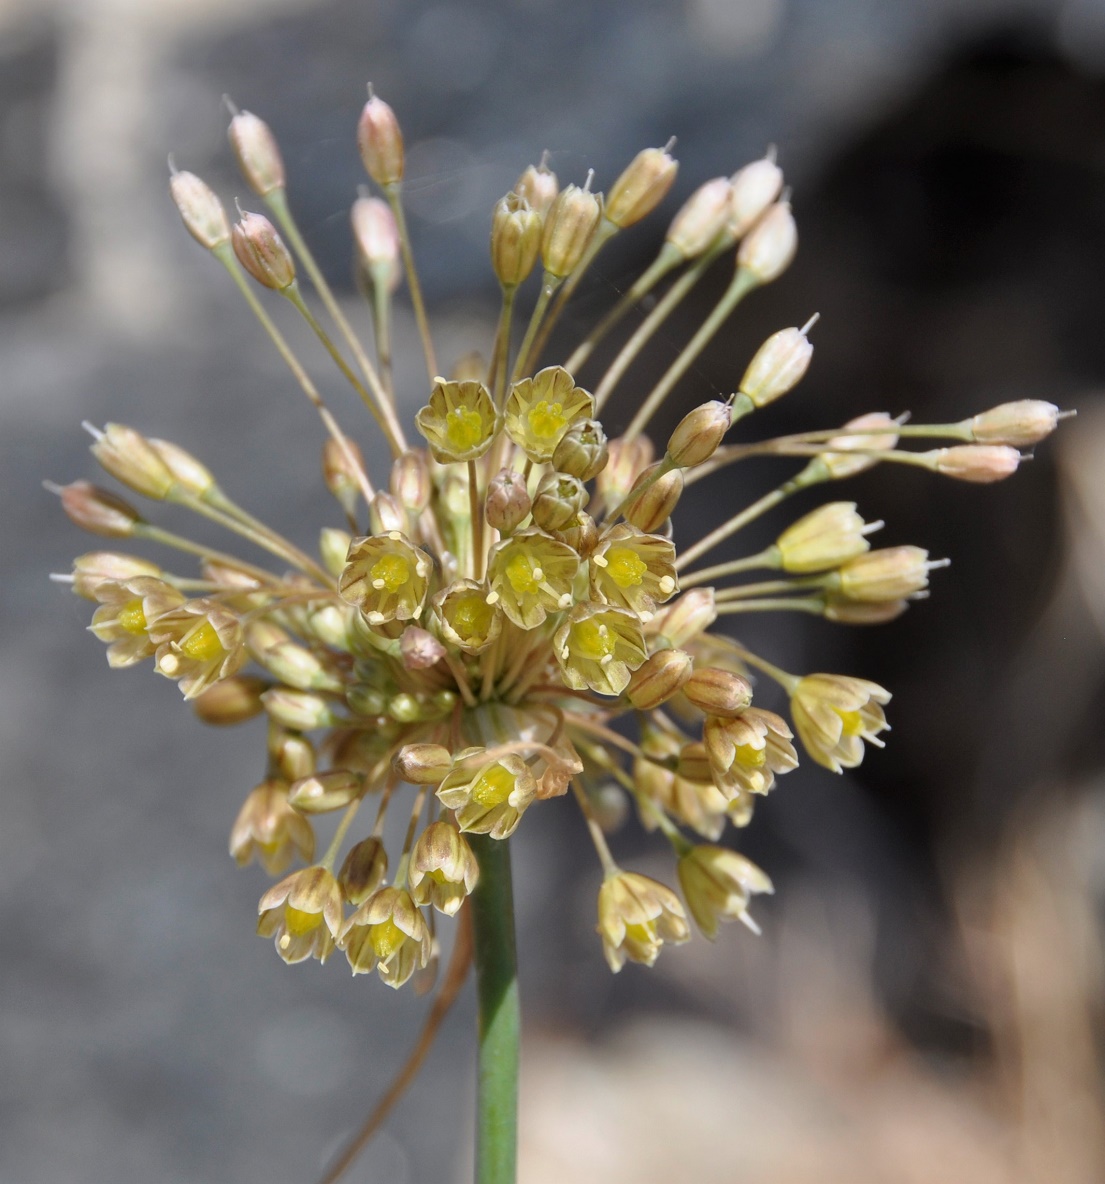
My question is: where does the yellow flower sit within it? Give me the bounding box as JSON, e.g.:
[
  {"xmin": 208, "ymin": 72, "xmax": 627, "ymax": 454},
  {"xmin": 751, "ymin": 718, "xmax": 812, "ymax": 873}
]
[
  {"xmin": 790, "ymin": 673, "xmax": 891, "ymax": 772},
  {"xmin": 635, "ymin": 731, "xmax": 732, "ymax": 841},
  {"xmin": 597, "ymin": 870, "xmax": 689, "ymax": 972},
  {"xmin": 257, "ymin": 865, "xmax": 343, "ymax": 965},
  {"xmin": 339, "ymin": 531, "xmax": 432, "ymax": 625},
  {"xmin": 486, "ymin": 528, "xmax": 578, "ymax": 630},
  {"xmin": 409, "ymin": 820, "xmax": 480, "ymax": 916},
  {"xmin": 339, "ymin": 886, "xmax": 431, "ymax": 986},
  {"xmin": 89, "ymin": 575, "xmax": 185, "ymax": 667},
  {"xmin": 553, "ymin": 604, "xmax": 647, "ymax": 696},
  {"xmin": 703, "ymin": 708, "xmax": 798, "ymax": 798},
  {"xmin": 433, "ymin": 579, "xmax": 502, "ymax": 653},
  {"xmin": 589, "ymin": 524, "xmax": 677, "ymax": 620},
  {"xmin": 230, "ymin": 778, "xmax": 315, "ymax": 874},
  {"xmin": 504, "ymin": 366, "xmax": 594, "ymax": 463},
  {"xmin": 414, "ymin": 377, "xmax": 498, "ymax": 463},
  {"xmin": 436, "ymin": 749, "xmax": 537, "ymax": 838},
  {"xmin": 773, "ymin": 501, "xmax": 879, "ymax": 573},
  {"xmin": 677, "ymin": 845, "xmax": 773, "ymax": 939},
  {"xmin": 151, "ymin": 598, "xmax": 245, "ymax": 699}
]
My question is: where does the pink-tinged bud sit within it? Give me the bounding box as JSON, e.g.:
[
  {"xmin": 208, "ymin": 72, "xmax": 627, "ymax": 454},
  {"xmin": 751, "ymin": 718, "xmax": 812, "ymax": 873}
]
[
  {"xmin": 605, "ymin": 144, "xmax": 679, "ymax": 229},
  {"xmin": 727, "ymin": 156, "xmax": 784, "ymax": 239},
  {"xmin": 823, "ymin": 598, "xmax": 909, "ymax": 625},
  {"xmin": 391, "ymin": 449, "xmax": 432, "ymax": 513},
  {"xmin": 650, "ymin": 587, "xmax": 718, "ymax": 647},
  {"xmin": 624, "ymin": 463, "xmax": 684, "ymax": 532},
  {"xmin": 514, "ymin": 157, "xmax": 559, "ymax": 218},
  {"xmin": 351, "ymin": 196, "xmax": 401, "ymax": 291},
  {"xmin": 227, "ymin": 109, "xmax": 285, "ymax": 196},
  {"xmin": 490, "ymin": 192, "xmax": 543, "ymax": 288},
  {"xmin": 553, "ymin": 419, "xmax": 609, "ymax": 481},
  {"xmin": 322, "ymin": 436, "xmax": 367, "ymax": 519},
  {"xmin": 818, "ymin": 412, "xmax": 901, "ymax": 480},
  {"xmin": 626, "ymin": 648, "xmax": 694, "ymax": 710},
  {"xmin": 148, "ymin": 438, "xmax": 215, "ymax": 497},
  {"xmin": 683, "ymin": 668, "xmax": 753, "ymax": 718},
  {"xmin": 738, "ymin": 323, "xmax": 814, "ymax": 408},
  {"xmin": 541, "ymin": 182, "xmax": 603, "ymax": 278},
  {"xmin": 666, "ymin": 177, "xmax": 732, "ymax": 258},
  {"xmin": 393, "ymin": 743, "xmax": 454, "ymax": 784},
  {"xmin": 169, "ymin": 169, "xmax": 230, "ymax": 250},
  {"xmin": 667, "ymin": 400, "xmax": 732, "ymax": 467},
  {"xmin": 737, "ymin": 201, "xmax": 797, "ymax": 283},
  {"xmin": 968, "ymin": 400, "xmax": 1061, "ymax": 447},
  {"xmin": 399, "ymin": 626, "xmax": 446, "ymax": 670},
  {"xmin": 339, "ymin": 836, "xmax": 388, "ymax": 906},
  {"xmin": 596, "ymin": 434, "xmax": 655, "ymax": 504},
  {"xmin": 69, "ymin": 551, "xmax": 160, "ymax": 599},
  {"xmin": 192, "ymin": 674, "xmax": 269, "ymax": 725},
  {"xmin": 232, "ymin": 210, "xmax": 296, "ymax": 290},
  {"xmin": 357, "ymin": 90, "xmax": 404, "ymax": 186},
  {"xmin": 928, "ymin": 445, "xmax": 1022, "ymax": 483},
  {"xmin": 485, "ymin": 469, "xmax": 531, "ymax": 534},
  {"xmin": 88, "ymin": 422, "xmax": 175, "ymax": 500},
  {"xmin": 55, "ymin": 480, "xmax": 142, "ymax": 537},
  {"xmin": 833, "ymin": 546, "xmax": 942, "ymax": 602}
]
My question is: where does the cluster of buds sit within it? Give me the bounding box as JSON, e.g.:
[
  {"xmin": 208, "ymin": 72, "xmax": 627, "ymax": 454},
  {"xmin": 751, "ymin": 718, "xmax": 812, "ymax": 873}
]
[{"xmin": 52, "ymin": 88, "xmax": 1065, "ymax": 996}]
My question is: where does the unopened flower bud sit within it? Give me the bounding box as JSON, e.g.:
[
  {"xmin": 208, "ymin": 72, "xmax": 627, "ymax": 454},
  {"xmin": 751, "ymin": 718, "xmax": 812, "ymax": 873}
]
[
  {"xmin": 485, "ymin": 469, "xmax": 531, "ymax": 533},
  {"xmin": 391, "ymin": 450, "xmax": 432, "ymax": 513},
  {"xmin": 393, "ymin": 743, "xmax": 454, "ymax": 784},
  {"xmin": 491, "ymin": 192, "xmax": 543, "ymax": 287},
  {"xmin": 831, "ymin": 546, "xmax": 942, "ymax": 602},
  {"xmin": 351, "ymin": 195, "xmax": 401, "ymax": 291},
  {"xmin": 227, "ymin": 108, "xmax": 285, "ymax": 196},
  {"xmin": 56, "ymin": 480, "xmax": 142, "ymax": 537},
  {"xmin": 553, "ymin": 419, "xmax": 608, "ymax": 481},
  {"xmin": 514, "ymin": 156, "xmax": 559, "ymax": 218},
  {"xmin": 727, "ymin": 155, "xmax": 784, "ymax": 238},
  {"xmin": 289, "ymin": 769, "xmax": 363, "ymax": 813},
  {"xmin": 552, "ymin": 511, "xmax": 598, "ymax": 558},
  {"xmin": 317, "ymin": 528, "xmax": 351, "ymax": 578},
  {"xmin": 541, "ymin": 182, "xmax": 602, "ymax": 278},
  {"xmin": 192, "ymin": 674, "xmax": 269, "ymax": 725},
  {"xmin": 650, "ymin": 587, "xmax": 717, "ymax": 647},
  {"xmin": 270, "ymin": 730, "xmax": 316, "ymax": 782},
  {"xmin": 357, "ymin": 90, "xmax": 404, "ymax": 186},
  {"xmin": 261, "ymin": 638, "xmax": 344, "ymax": 693},
  {"xmin": 596, "ymin": 434, "xmax": 655, "ymax": 504},
  {"xmin": 399, "ymin": 626, "xmax": 445, "ymax": 669},
  {"xmin": 737, "ymin": 201, "xmax": 797, "ymax": 283},
  {"xmin": 369, "ymin": 492, "xmax": 407, "ymax": 535},
  {"xmin": 322, "ymin": 436, "xmax": 367, "ymax": 520},
  {"xmin": 738, "ymin": 323, "xmax": 814, "ymax": 408},
  {"xmin": 262, "ymin": 687, "xmax": 345, "ymax": 731},
  {"xmin": 531, "ymin": 472, "xmax": 588, "ymax": 532},
  {"xmin": 88, "ymin": 423, "xmax": 175, "ymax": 500},
  {"xmin": 774, "ymin": 502, "xmax": 878, "ymax": 573},
  {"xmin": 232, "ymin": 210, "xmax": 296, "ymax": 290},
  {"xmin": 169, "ymin": 169, "xmax": 230, "ymax": 250},
  {"xmin": 817, "ymin": 412, "xmax": 901, "ymax": 480},
  {"xmin": 676, "ymin": 743, "xmax": 714, "ymax": 783},
  {"xmin": 148, "ymin": 438, "xmax": 215, "ymax": 497},
  {"xmin": 626, "ymin": 648, "xmax": 694, "ymax": 710},
  {"xmin": 69, "ymin": 551, "xmax": 160, "ymax": 598},
  {"xmin": 666, "ymin": 177, "xmax": 732, "ymax": 258},
  {"xmin": 605, "ymin": 144, "xmax": 678, "ymax": 229},
  {"xmin": 667, "ymin": 400, "xmax": 731, "ymax": 467},
  {"xmin": 823, "ymin": 598, "xmax": 909, "ymax": 625},
  {"xmin": 683, "ymin": 668, "xmax": 753, "ymax": 717},
  {"xmin": 968, "ymin": 400, "xmax": 1061, "ymax": 447},
  {"xmin": 927, "ymin": 445, "xmax": 1022, "ymax": 483},
  {"xmin": 624, "ymin": 463, "xmax": 684, "ymax": 532},
  {"xmin": 339, "ymin": 836, "xmax": 388, "ymax": 906}
]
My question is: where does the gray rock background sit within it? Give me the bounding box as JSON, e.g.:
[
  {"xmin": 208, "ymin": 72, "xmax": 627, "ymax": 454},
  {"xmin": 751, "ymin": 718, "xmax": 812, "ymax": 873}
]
[{"xmin": 5, "ymin": 0, "xmax": 1105, "ymax": 1181}]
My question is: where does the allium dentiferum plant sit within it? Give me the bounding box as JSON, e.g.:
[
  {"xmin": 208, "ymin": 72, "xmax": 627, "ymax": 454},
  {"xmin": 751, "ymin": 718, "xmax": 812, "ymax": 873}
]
[{"xmin": 51, "ymin": 89, "xmax": 1066, "ymax": 1184}]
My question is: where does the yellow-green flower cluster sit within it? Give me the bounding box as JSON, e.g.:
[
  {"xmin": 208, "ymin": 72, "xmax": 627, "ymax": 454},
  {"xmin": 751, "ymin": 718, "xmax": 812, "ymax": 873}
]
[{"xmin": 52, "ymin": 87, "xmax": 1064, "ymax": 991}]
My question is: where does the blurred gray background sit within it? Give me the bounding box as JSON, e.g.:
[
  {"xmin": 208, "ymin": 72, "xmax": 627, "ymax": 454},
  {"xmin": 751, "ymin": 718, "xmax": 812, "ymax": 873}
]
[{"xmin": 6, "ymin": 0, "xmax": 1105, "ymax": 1181}]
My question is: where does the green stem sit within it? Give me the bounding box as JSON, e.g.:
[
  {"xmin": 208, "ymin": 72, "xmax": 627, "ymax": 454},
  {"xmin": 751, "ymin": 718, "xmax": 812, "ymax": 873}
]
[{"xmin": 469, "ymin": 834, "xmax": 520, "ymax": 1184}]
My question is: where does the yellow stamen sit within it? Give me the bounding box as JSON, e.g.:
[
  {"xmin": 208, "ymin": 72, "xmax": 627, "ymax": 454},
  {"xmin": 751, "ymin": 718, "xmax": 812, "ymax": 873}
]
[
  {"xmin": 444, "ymin": 405, "xmax": 485, "ymax": 452},
  {"xmin": 624, "ymin": 919, "xmax": 657, "ymax": 944},
  {"xmin": 836, "ymin": 708, "xmax": 864, "ymax": 737},
  {"xmin": 527, "ymin": 399, "xmax": 568, "ymax": 440},
  {"xmin": 471, "ymin": 764, "xmax": 516, "ymax": 807},
  {"xmin": 371, "ymin": 553, "xmax": 411, "ymax": 593},
  {"xmin": 284, "ymin": 904, "xmax": 321, "ymax": 936},
  {"xmin": 117, "ymin": 598, "xmax": 148, "ymax": 635},
  {"xmin": 505, "ymin": 551, "xmax": 541, "ymax": 595},
  {"xmin": 369, "ymin": 917, "xmax": 406, "ymax": 959},
  {"xmin": 573, "ymin": 618, "xmax": 616, "ymax": 661},
  {"xmin": 180, "ymin": 621, "xmax": 225, "ymax": 662},
  {"xmin": 452, "ymin": 592, "xmax": 493, "ymax": 639},
  {"xmin": 604, "ymin": 547, "xmax": 647, "ymax": 589},
  {"xmin": 734, "ymin": 742, "xmax": 766, "ymax": 768}
]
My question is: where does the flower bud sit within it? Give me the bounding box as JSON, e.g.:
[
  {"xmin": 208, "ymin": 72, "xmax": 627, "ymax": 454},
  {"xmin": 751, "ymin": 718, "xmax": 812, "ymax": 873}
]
[
  {"xmin": 968, "ymin": 400, "xmax": 1061, "ymax": 447},
  {"xmin": 738, "ymin": 324, "xmax": 814, "ymax": 408},
  {"xmin": 552, "ymin": 511, "xmax": 598, "ymax": 558},
  {"xmin": 596, "ymin": 434, "xmax": 655, "ymax": 505},
  {"xmin": 667, "ymin": 400, "xmax": 731, "ymax": 468},
  {"xmin": 270, "ymin": 730, "xmax": 317, "ymax": 782},
  {"xmin": 393, "ymin": 743, "xmax": 454, "ymax": 784},
  {"xmin": 817, "ymin": 412, "xmax": 900, "ymax": 480},
  {"xmin": 927, "ymin": 445, "xmax": 1021, "ymax": 483},
  {"xmin": 289, "ymin": 769, "xmax": 363, "ymax": 813},
  {"xmin": 88, "ymin": 422, "xmax": 175, "ymax": 500},
  {"xmin": 666, "ymin": 177, "xmax": 732, "ymax": 258},
  {"xmin": 322, "ymin": 436, "xmax": 367, "ymax": 520},
  {"xmin": 737, "ymin": 201, "xmax": 797, "ymax": 283},
  {"xmin": 553, "ymin": 419, "xmax": 609, "ymax": 481},
  {"xmin": 339, "ymin": 836, "xmax": 388, "ymax": 906},
  {"xmin": 169, "ymin": 169, "xmax": 230, "ymax": 250},
  {"xmin": 626, "ymin": 648, "xmax": 694, "ymax": 710},
  {"xmin": 678, "ymin": 845, "xmax": 773, "ymax": 939},
  {"xmin": 514, "ymin": 156, "xmax": 559, "ymax": 218},
  {"xmin": 391, "ymin": 450, "xmax": 432, "ymax": 513},
  {"xmin": 832, "ymin": 546, "xmax": 942, "ymax": 602},
  {"xmin": 605, "ymin": 144, "xmax": 678, "ymax": 229},
  {"xmin": 491, "ymin": 192, "xmax": 543, "ymax": 287},
  {"xmin": 649, "ymin": 588, "xmax": 717, "ymax": 647},
  {"xmin": 192, "ymin": 674, "xmax": 269, "ymax": 725},
  {"xmin": 357, "ymin": 90, "xmax": 404, "ymax": 186},
  {"xmin": 318, "ymin": 527, "xmax": 352, "ymax": 578},
  {"xmin": 369, "ymin": 492, "xmax": 407, "ymax": 535},
  {"xmin": 232, "ymin": 210, "xmax": 296, "ymax": 290},
  {"xmin": 56, "ymin": 480, "xmax": 142, "ymax": 537},
  {"xmin": 69, "ymin": 551, "xmax": 160, "ymax": 598},
  {"xmin": 148, "ymin": 438, "xmax": 215, "ymax": 498},
  {"xmin": 262, "ymin": 687, "xmax": 345, "ymax": 731},
  {"xmin": 399, "ymin": 625, "xmax": 446, "ymax": 670},
  {"xmin": 485, "ymin": 468, "xmax": 531, "ymax": 533},
  {"xmin": 351, "ymin": 195, "xmax": 401, "ymax": 291},
  {"xmin": 531, "ymin": 472, "xmax": 588, "ymax": 532},
  {"xmin": 623, "ymin": 463, "xmax": 684, "ymax": 532},
  {"xmin": 258, "ymin": 638, "xmax": 344, "ymax": 693},
  {"xmin": 823, "ymin": 598, "xmax": 909, "ymax": 625},
  {"xmin": 683, "ymin": 668, "xmax": 753, "ymax": 718},
  {"xmin": 774, "ymin": 502, "xmax": 877, "ymax": 573},
  {"xmin": 227, "ymin": 108, "xmax": 285, "ymax": 196},
  {"xmin": 541, "ymin": 182, "xmax": 602, "ymax": 278},
  {"xmin": 727, "ymin": 156, "xmax": 784, "ymax": 239}
]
